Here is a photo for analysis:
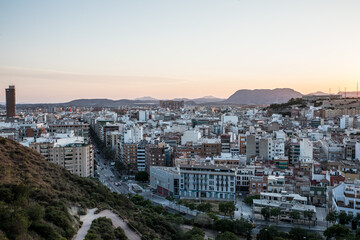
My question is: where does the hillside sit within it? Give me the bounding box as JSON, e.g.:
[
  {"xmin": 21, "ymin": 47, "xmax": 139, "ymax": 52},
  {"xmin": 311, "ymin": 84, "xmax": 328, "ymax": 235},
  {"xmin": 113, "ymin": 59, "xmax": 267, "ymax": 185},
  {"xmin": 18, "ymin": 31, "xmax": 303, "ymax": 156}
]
[
  {"xmin": 0, "ymin": 138, "xmax": 184, "ymax": 240},
  {"xmin": 224, "ymin": 88, "xmax": 303, "ymax": 105}
]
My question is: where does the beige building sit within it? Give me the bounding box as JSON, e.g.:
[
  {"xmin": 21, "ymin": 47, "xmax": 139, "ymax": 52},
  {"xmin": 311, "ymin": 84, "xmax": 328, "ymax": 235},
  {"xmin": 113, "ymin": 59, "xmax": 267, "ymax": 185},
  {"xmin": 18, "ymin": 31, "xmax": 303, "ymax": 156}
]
[{"xmin": 27, "ymin": 136, "xmax": 94, "ymax": 177}]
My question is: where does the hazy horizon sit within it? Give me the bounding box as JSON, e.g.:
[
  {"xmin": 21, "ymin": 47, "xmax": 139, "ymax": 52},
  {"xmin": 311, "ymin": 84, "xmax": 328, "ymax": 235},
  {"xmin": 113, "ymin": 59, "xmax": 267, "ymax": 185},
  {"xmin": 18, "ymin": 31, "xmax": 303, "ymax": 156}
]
[{"xmin": 1, "ymin": 0, "xmax": 360, "ymax": 103}]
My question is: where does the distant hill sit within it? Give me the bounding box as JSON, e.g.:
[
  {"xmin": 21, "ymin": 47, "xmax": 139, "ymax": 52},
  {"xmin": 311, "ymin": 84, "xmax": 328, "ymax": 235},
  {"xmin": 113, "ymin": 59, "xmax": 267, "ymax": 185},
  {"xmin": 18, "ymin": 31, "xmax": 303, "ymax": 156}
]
[
  {"xmin": 63, "ymin": 98, "xmax": 158, "ymax": 107},
  {"xmin": 0, "ymin": 137, "xmax": 184, "ymax": 239},
  {"xmin": 192, "ymin": 96, "xmax": 225, "ymax": 104},
  {"xmin": 16, "ymin": 90, "xmax": 306, "ymax": 107},
  {"xmin": 134, "ymin": 96, "xmax": 158, "ymax": 101},
  {"xmin": 306, "ymin": 91, "xmax": 328, "ymax": 96},
  {"xmin": 223, "ymin": 88, "xmax": 303, "ymax": 105}
]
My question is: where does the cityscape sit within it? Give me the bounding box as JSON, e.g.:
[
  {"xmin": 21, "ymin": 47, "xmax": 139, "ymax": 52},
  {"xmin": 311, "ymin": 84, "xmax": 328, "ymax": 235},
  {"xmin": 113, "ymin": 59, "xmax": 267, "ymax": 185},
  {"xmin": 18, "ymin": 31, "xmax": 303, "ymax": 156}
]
[{"xmin": 1, "ymin": 1, "xmax": 360, "ymax": 240}]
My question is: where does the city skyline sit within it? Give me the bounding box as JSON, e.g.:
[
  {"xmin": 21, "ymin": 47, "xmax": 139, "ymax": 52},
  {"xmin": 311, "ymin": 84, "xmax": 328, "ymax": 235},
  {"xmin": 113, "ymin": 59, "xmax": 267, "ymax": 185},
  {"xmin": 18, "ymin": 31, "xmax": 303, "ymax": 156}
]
[{"xmin": 1, "ymin": 0, "xmax": 360, "ymax": 102}]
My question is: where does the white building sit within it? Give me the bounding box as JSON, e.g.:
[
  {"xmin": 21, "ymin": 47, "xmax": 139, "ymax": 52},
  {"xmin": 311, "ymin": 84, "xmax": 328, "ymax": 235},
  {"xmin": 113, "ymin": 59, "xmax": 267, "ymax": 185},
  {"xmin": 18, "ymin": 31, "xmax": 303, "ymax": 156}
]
[
  {"xmin": 221, "ymin": 115, "xmax": 238, "ymax": 126},
  {"xmin": 267, "ymin": 175, "xmax": 285, "ymax": 193},
  {"xmin": 236, "ymin": 166, "xmax": 256, "ymax": 191},
  {"xmin": 331, "ymin": 182, "xmax": 360, "ymax": 216},
  {"xmin": 355, "ymin": 142, "xmax": 360, "ymax": 161},
  {"xmin": 340, "ymin": 115, "xmax": 354, "ymax": 129},
  {"xmin": 124, "ymin": 126, "xmax": 143, "ymax": 143},
  {"xmin": 138, "ymin": 110, "xmax": 149, "ymax": 122},
  {"xmin": 181, "ymin": 130, "xmax": 201, "ymax": 145},
  {"xmin": 300, "ymin": 138, "xmax": 313, "ymax": 158},
  {"xmin": 179, "ymin": 164, "xmax": 236, "ymax": 201}
]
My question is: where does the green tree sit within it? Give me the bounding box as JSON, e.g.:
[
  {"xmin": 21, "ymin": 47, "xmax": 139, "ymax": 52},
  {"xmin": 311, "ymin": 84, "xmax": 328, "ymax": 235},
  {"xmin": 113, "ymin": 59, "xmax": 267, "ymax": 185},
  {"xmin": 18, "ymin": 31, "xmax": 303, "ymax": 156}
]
[
  {"xmin": 289, "ymin": 210, "xmax": 301, "ymax": 224},
  {"xmin": 261, "ymin": 207, "xmax": 271, "ymax": 221},
  {"xmin": 184, "ymin": 227, "xmax": 205, "ymax": 240},
  {"xmin": 244, "ymin": 195, "xmax": 260, "ymax": 206},
  {"xmin": 303, "ymin": 210, "xmax": 315, "ymax": 227},
  {"xmin": 197, "ymin": 202, "xmax": 212, "ymax": 212},
  {"xmin": 187, "ymin": 202, "xmax": 196, "ymax": 210},
  {"xmin": 257, "ymin": 226, "xmax": 287, "ymax": 240},
  {"xmin": 1, "ymin": 209, "xmax": 30, "ymax": 239},
  {"xmin": 206, "ymin": 212, "xmax": 219, "ymax": 221},
  {"xmin": 324, "ymin": 224, "xmax": 352, "ymax": 240},
  {"xmin": 13, "ymin": 184, "xmax": 29, "ymax": 208},
  {"xmin": 270, "ymin": 208, "xmax": 281, "ymax": 224},
  {"xmin": 194, "ymin": 213, "xmax": 212, "ymax": 228},
  {"xmin": 215, "ymin": 231, "xmax": 239, "ymax": 240},
  {"xmin": 219, "ymin": 202, "xmax": 235, "ymax": 217},
  {"xmin": 114, "ymin": 227, "xmax": 128, "ymax": 240},
  {"xmin": 338, "ymin": 211, "xmax": 352, "ymax": 225},
  {"xmin": 326, "ymin": 212, "xmax": 338, "ymax": 225},
  {"xmin": 135, "ymin": 171, "xmax": 149, "ymax": 182},
  {"xmin": 232, "ymin": 218, "xmax": 253, "ymax": 239},
  {"xmin": 26, "ymin": 203, "xmax": 45, "ymax": 221},
  {"xmin": 213, "ymin": 219, "xmax": 234, "ymax": 233},
  {"xmin": 115, "ymin": 161, "xmax": 127, "ymax": 174},
  {"xmin": 307, "ymin": 232, "xmax": 323, "ymax": 240},
  {"xmin": 289, "ymin": 228, "xmax": 307, "ymax": 240},
  {"xmin": 356, "ymin": 228, "xmax": 360, "ymax": 238}
]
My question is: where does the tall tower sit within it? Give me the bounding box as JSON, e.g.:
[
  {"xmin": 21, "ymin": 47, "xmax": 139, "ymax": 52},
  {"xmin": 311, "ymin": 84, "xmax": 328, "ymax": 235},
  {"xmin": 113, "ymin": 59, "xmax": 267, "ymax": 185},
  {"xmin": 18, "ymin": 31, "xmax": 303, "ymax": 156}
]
[{"xmin": 6, "ymin": 85, "xmax": 16, "ymax": 118}]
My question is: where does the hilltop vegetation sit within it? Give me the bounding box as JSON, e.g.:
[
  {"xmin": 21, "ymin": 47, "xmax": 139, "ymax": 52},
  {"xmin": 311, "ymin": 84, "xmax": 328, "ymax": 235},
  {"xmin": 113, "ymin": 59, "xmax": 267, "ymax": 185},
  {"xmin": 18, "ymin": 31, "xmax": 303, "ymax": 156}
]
[{"xmin": 0, "ymin": 137, "xmax": 185, "ymax": 240}]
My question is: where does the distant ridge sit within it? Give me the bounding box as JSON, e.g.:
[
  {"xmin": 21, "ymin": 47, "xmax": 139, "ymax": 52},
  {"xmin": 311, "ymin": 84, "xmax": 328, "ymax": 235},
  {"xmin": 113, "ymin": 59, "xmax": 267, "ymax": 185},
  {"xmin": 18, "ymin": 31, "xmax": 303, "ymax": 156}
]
[
  {"xmin": 306, "ymin": 91, "xmax": 328, "ymax": 96},
  {"xmin": 134, "ymin": 96, "xmax": 158, "ymax": 101},
  {"xmin": 223, "ymin": 88, "xmax": 303, "ymax": 105},
  {"xmin": 16, "ymin": 89, "xmax": 309, "ymax": 107}
]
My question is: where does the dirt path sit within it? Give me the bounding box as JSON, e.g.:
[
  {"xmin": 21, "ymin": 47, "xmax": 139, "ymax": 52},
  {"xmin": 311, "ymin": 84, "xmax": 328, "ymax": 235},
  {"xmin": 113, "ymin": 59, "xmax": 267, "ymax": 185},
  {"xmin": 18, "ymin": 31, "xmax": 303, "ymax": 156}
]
[{"xmin": 74, "ymin": 208, "xmax": 141, "ymax": 240}]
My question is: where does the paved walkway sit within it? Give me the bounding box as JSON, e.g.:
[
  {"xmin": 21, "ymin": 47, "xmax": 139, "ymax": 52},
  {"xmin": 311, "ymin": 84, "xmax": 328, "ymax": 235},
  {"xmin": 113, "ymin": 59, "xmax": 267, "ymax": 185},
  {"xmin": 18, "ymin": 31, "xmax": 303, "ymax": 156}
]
[{"xmin": 73, "ymin": 208, "xmax": 141, "ymax": 240}]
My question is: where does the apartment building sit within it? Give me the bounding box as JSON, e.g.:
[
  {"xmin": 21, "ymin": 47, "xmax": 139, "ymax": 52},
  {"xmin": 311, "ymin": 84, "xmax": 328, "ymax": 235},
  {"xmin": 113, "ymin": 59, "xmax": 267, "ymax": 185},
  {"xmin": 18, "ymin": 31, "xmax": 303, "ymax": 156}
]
[
  {"xmin": 123, "ymin": 143, "xmax": 138, "ymax": 171},
  {"xmin": 331, "ymin": 182, "xmax": 360, "ymax": 216},
  {"xmin": 48, "ymin": 123, "xmax": 89, "ymax": 142},
  {"xmin": 179, "ymin": 164, "xmax": 236, "ymax": 201},
  {"xmin": 26, "ymin": 136, "xmax": 93, "ymax": 177},
  {"xmin": 145, "ymin": 143, "xmax": 166, "ymax": 173},
  {"xmin": 267, "ymin": 175, "xmax": 285, "ymax": 193},
  {"xmin": 201, "ymin": 142, "xmax": 222, "ymax": 157}
]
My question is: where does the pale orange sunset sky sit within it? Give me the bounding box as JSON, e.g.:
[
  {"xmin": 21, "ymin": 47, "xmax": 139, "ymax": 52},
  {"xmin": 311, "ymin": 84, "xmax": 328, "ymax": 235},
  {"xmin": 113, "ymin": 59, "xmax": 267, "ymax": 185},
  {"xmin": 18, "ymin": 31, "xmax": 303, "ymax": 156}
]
[{"xmin": 1, "ymin": 0, "xmax": 360, "ymax": 103}]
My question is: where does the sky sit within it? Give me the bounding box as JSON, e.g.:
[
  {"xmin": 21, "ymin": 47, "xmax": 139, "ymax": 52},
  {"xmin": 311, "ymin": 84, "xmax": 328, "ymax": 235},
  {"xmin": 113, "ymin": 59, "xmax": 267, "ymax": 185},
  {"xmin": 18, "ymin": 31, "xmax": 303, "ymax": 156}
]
[{"xmin": 0, "ymin": 0, "xmax": 360, "ymax": 103}]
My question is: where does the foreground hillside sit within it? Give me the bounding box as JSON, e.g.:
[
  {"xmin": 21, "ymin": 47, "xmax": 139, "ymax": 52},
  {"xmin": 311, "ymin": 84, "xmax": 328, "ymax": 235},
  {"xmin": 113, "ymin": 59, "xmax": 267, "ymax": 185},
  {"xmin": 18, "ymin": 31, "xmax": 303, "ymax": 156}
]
[{"xmin": 0, "ymin": 137, "xmax": 184, "ymax": 240}]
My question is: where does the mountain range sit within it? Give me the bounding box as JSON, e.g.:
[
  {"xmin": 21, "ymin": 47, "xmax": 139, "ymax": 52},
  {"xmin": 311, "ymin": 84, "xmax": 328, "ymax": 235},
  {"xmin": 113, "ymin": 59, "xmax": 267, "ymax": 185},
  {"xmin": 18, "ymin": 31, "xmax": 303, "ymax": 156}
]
[{"xmin": 16, "ymin": 88, "xmax": 304, "ymax": 107}]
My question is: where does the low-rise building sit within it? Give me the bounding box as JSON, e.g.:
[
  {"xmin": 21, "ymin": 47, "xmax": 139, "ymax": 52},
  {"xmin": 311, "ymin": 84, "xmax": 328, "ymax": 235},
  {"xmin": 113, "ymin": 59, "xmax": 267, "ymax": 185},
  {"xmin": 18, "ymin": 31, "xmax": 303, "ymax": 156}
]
[
  {"xmin": 150, "ymin": 166, "xmax": 180, "ymax": 197},
  {"xmin": 253, "ymin": 192, "xmax": 316, "ymax": 223}
]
